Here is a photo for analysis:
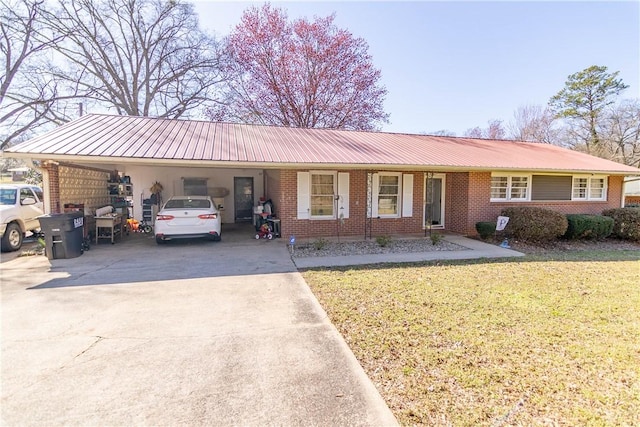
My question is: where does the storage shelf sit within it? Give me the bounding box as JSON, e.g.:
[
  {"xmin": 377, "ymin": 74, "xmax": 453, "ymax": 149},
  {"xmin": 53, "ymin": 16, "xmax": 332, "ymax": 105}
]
[{"xmin": 108, "ymin": 182, "xmax": 134, "ymax": 219}]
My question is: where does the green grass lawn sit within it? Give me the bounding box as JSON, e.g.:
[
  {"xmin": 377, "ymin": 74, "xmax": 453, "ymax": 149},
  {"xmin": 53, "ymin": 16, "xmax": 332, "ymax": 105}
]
[{"xmin": 302, "ymin": 250, "xmax": 640, "ymax": 426}]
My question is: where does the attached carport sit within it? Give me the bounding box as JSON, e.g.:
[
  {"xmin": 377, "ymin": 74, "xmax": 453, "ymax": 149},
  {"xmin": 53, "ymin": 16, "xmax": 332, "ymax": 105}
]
[
  {"xmin": 33, "ymin": 160, "xmax": 271, "ymax": 226},
  {"xmin": 6, "ymin": 115, "xmax": 287, "ymax": 236}
]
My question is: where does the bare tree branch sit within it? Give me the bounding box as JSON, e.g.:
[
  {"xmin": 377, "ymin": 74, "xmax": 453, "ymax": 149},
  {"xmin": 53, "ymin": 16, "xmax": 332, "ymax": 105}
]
[
  {"xmin": 41, "ymin": 0, "xmax": 225, "ymax": 118},
  {"xmin": 508, "ymin": 105, "xmax": 560, "ymax": 144},
  {"xmin": 0, "ymin": 0, "xmax": 64, "ymax": 148}
]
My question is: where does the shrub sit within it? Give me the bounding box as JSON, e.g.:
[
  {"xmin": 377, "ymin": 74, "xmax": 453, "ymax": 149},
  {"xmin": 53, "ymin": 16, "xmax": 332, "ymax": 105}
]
[
  {"xmin": 500, "ymin": 207, "xmax": 568, "ymax": 243},
  {"xmin": 564, "ymin": 214, "xmax": 614, "ymax": 240},
  {"xmin": 602, "ymin": 208, "xmax": 640, "ymax": 241},
  {"xmin": 375, "ymin": 235, "xmax": 392, "ymax": 247},
  {"xmin": 312, "ymin": 237, "xmax": 328, "ymax": 250},
  {"xmin": 475, "ymin": 221, "xmax": 496, "ymax": 240},
  {"xmin": 430, "ymin": 232, "xmax": 443, "ymax": 245}
]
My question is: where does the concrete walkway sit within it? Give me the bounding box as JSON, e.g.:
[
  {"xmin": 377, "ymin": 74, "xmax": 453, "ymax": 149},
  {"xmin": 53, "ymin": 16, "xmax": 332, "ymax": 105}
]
[{"xmin": 293, "ymin": 234, "xmax": 524, "ymax": 268}]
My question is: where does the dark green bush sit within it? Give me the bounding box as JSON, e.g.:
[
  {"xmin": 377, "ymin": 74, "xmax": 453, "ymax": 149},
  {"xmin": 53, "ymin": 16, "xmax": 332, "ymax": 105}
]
[
  {"xmin": 475, "ymin": 222, "xmax": 496, "ymax": 240},
  {"xmin": 564, "ymin": 214, "xmax": 614, "ymax": 240},
  {"xmin": 375, "ymin": 235, "xmax": 392, "ymax": 247},
  {"xmin": 500, "ymin": 207, "xmax": 568, "ymax": 243},
  {"xmin": 602, "ymin": 208, "xmax": 640, "ymax": 241}
]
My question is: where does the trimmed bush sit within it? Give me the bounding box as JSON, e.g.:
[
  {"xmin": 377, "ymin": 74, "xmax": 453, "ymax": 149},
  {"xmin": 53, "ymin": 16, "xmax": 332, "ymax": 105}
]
[
  {"xmin": 564, "ymin": 214, "xmax": 614, "ymax": 240},
  {"xmin": 312, "ymin": 237, "xmax": 328, "ymax": 250},
  {"xmin": 500, "ymin": 207, "xmax": 568, "ymax": 243},
  {"xmin": 475, "ymin": 221, "xmax": 496, "ymax": 240},
  {"xmin": 602, "ymin": 208, "xmax": 640, "ymax": 241},
  {"xmin": 375, "ymin": 235, "xmax": 392, "ymax": 247},
  {"xmin": 430, "ymin": 232, "xmax": 443, "ymax": 245}
]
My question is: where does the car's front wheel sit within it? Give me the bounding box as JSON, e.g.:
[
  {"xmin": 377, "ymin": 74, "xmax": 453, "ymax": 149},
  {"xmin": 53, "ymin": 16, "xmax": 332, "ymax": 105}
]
[
  {"xmin": 1, "ymin": 223, "xmax": 23, "ymax": 252},
  {"xmin": 155, "ymin": 236, "xmax": 165, "ymax": 245}
]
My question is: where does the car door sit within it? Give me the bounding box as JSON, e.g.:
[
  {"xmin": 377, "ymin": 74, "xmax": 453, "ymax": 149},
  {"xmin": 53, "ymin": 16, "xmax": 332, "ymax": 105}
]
[{"xmin": 19, "ymin": 188, "xmax": 44, "ymax": 230}]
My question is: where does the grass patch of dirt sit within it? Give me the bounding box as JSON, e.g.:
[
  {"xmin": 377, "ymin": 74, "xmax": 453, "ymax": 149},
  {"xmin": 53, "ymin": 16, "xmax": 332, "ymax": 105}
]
[{"xmin": 302, "ymin": 245, "xmax": 640, "ymax": 426}]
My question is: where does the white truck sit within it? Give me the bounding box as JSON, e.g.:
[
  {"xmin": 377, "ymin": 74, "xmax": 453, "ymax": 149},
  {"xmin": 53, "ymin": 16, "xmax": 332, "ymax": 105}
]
[{"xmin": 0, "ymin": 184, "xmax": 45, "ymax": 252}]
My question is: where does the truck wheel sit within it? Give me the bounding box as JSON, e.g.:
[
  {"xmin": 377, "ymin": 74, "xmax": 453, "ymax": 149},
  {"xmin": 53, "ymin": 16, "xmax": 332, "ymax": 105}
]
[{"xmin": 1, "ymin": 223, "xmax": 23, "ymax": 252}]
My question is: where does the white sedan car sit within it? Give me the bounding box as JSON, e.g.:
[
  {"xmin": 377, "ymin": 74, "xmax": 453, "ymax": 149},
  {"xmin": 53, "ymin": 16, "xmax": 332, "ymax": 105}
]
[{"xmin": 155, "ymin": 196, "xmax": 222, "ymax": 244}]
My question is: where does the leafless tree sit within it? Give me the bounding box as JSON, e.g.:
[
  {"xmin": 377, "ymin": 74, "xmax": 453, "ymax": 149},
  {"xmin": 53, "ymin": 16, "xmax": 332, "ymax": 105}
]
[
  {"xmin": 464, "ymin": 119, "xmax": 506, "ymax": 139},
  {"xmin": 1, "ymin": 0, "xmax": 225, "ymax": 149},
  {"xmin": 507, "ymin": 105, "xmax": 560, "ymax": 144},
  {"xmin": 0, "ymin": 0, "xmax": 64, "ymax": 149},
  {"xmin": 41, "ymin": 0, "xmax": 224, "ymax": 119},
  {"xmin": 602, "ymin": 99, "xmax": 640, "ymax": 167},
  {"xmin": 426, "ymin": 129, "xmax": 456, "ymax": 137}
]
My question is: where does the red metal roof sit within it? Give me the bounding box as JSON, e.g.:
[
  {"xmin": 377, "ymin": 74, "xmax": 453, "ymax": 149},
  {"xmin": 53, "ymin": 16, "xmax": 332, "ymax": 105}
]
[{"xmin": 6, "ymin": 114, "xmax": 640, "ymax": 174}]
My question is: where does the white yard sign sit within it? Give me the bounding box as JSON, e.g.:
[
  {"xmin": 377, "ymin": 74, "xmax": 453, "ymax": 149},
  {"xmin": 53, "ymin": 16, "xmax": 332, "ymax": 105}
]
[{"xmin": 496, "ymin": 216, "xmax": 510, "ymax": 231}]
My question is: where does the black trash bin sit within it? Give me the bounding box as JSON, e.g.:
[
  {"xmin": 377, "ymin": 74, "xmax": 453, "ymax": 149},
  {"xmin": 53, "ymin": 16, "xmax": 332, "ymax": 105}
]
[{"xmin": 37, "ymin": 212, "xmax": 84, "ymax": 260}]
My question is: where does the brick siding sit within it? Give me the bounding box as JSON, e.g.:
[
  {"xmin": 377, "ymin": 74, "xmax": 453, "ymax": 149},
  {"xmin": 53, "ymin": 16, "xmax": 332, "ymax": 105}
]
[
  {"xmin": 42, "ymin": 162, "xmax": 111, "ymax": 214},
  {"xmin": 445, "ymin": 172, "xmax": 470, "ymax": 234},
  {"xmin": 42, "ymin": 162, "xmax": 60, "ymax": 213},
  {"xmin": 275, "ymin": 170, "xmax": 627, "ymax": 238},
  {"xmin": 279, "ymin": 170, "xmax": 427, "ymax": 239},
  {"xmin": 464, "ymin": 173, "xmax": 625, "ymax": 235}
]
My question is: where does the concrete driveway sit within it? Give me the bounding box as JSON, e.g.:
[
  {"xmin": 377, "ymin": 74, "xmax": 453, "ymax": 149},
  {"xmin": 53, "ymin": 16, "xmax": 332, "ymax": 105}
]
[{"xmin": 1, "ymin": 234, "xmax": 397, "ymax": 426}]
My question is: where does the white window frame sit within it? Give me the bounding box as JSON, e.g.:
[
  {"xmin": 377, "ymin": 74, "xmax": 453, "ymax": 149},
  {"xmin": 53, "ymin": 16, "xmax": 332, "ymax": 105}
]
[
  {"xmin": 490, "ymin": 174, "xmax": 530, "ymax": 202},
  {"xmin": 310, "ymin": 171, "xmax": 337, "ymax": 219},
  {"xmin": 376, "ymin": 172, "xmax": 402, "ymax": 218},
  {"xmin": 298, "ymin": 171, "xmax": 350, "ymax": 220},
  {"xmin": 572, "ymin": 177, "xmax": 588, "ymax": 200},
  {"xmin": 572, "ymin": 175, "xmax": 607, "ymax": 201}
]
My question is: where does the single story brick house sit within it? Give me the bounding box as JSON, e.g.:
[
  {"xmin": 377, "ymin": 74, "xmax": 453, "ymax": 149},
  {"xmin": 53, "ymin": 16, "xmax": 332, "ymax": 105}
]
[{"xmin": 5, "ymin": 114, "xmax": 640, "ymax": 239}]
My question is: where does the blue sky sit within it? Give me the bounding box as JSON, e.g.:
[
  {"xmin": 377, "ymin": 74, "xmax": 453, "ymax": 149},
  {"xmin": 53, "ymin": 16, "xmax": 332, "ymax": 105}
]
[{"xmin": 192, "ymin": 1, "xmax": 640, "ymax": 136}]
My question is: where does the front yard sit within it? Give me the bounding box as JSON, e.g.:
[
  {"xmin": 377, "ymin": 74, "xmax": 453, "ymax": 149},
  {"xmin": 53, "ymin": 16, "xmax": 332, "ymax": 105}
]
[{"xmin": 302, "ymin": 246, "xmax": 640, "ymax": 426}]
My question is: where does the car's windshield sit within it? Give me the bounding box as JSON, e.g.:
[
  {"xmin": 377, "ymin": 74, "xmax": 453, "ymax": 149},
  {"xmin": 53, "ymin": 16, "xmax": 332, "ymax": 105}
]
[
  {"xmin": 30, "ymin": 187, "xmax": 43, "ymax": 201},
  {"xmin": 0, "ymin": 189, "xmax": 17, "ymax": 205},
  {"xmin": 164, "ymin": 199, "xmax": 211, "ymax": 209}
]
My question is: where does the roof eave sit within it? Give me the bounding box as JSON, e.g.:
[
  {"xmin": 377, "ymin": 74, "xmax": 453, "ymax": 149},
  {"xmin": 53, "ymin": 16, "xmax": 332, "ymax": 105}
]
[{"xmin": 6, "ymin": 152, "xmax": 639, "ymax": 176}]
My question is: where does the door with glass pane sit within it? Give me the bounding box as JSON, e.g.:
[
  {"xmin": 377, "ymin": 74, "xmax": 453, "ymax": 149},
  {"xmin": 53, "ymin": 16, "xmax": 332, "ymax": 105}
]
[
  {"xmin": 234, "ymin": 177, "xmax": 254, "ymax": 222},
  {"xmin": 424, "ymin": 174, "xmax": 445, "ymax": 228}
]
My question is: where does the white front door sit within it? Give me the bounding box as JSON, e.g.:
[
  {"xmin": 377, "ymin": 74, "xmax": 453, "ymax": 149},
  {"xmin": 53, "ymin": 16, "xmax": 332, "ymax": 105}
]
[{"xmin": 424, "ymin": 174, "xmax": 445, "ymax": 229}]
